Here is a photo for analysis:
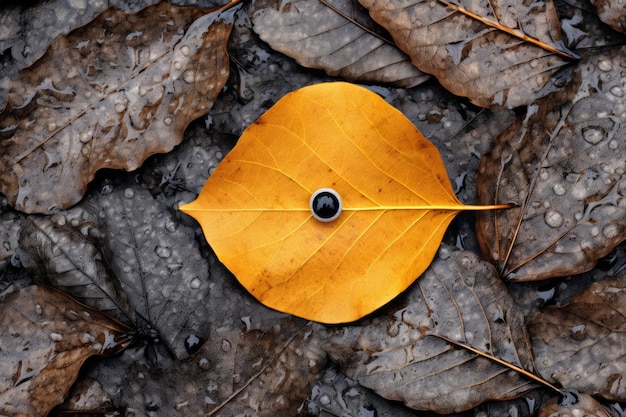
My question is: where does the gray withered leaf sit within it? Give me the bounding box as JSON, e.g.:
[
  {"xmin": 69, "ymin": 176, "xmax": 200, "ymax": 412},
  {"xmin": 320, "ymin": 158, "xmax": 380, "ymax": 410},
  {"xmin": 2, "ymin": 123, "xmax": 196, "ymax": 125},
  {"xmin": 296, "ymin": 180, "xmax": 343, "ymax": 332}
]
[
  {"xmin": 18, "ymin": 215, "xmax": 136, "ymax": 324},
  {"xmin": 327, "ymin": 246, "xmax": 537, "ymax": 413},
  {"xmin": 476, "ymin": 46, "xmax": 626, "ymax": 282},
  {"xmin": 530, "ymin": 277, "xmax": 626, "ymax": 401},
  {"xmin": 357, "ymin": 0, "xmax": 575, "ymax": 108},
  {"xmin": 0, "ymin": 285, "xmax": 132, "ymax": 417},
  {"xmin": 252, "ymin": 0, "xmax": 429, "ymax": 88},
  {"xmin": 0, "ymin": 2, "xmax": 233, "ymax": 214}
]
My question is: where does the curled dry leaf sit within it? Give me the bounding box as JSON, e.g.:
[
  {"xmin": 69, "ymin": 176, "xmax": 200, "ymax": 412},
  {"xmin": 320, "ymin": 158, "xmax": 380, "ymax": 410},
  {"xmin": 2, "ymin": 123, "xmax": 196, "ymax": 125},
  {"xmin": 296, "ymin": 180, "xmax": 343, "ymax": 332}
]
[
  {"xmin": 589, "ymin": 0, "xmax": 626, "ymax": 33},
  {"xmin": 0, "ymin": 2, "xmax": 233, "ymax": 214},
  {"xmin": 252, "ymin": 0, "xmax": 429, "ymax": 88},
  {"xmin": 529, "ymin": 277, "xmax": 626, "ymax": 401},
  {"xmin": 327, "ymin": 246, "xmax": 538, "ymax": 414},
  {"xmin": 538, "ymin": 392, "xmax": 612, "ymax": 417},
  {"xmin": 0, "ymin": 285, "xmax": 132, "ymax": 417},
  {"xmin": 357, "ymin": 0, "xmax": 575, "ymax": 108},
  {"xmin": 18, "ymin": 215, "xmax": 136, "ymax": 324},
  {"xmin": 476, "ymin": 46, "xmax": 626, "ymax": 281},
  {"xmin": 180, "ymin": 82, "xmax": 509, "ymax": 324}
]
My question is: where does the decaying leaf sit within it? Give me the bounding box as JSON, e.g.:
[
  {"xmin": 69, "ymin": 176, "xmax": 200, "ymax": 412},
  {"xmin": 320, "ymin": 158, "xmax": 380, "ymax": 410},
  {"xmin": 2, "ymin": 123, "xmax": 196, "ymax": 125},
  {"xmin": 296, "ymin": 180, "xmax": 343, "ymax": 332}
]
[
  {"xmin": 180, "ymin": 82, "xmax": 509, "ymax": 323},
  {"xmin": 0, "ymin": 285, "xmax": 132, "ymax": 417},
  {"xmin": 252, "ymin": 0, "xmax": 429, "ymax": 88},
  {"xmin": 538, "ymin": 392, "xmax": 612, "ymax": 417},
  {"xmin": 18, "ymin": 215, "xmax": 136, "ymax": 324},
  {"xmin": 327, "ymin": 246, "xmax": 540, "ymax": 413},
  {"xmin": 82, "ymin": 183, "xmax": 212, "ymax": 360},
  {"xmin": 0, "ymin": 2, "xmax": 233, "ymax": 214},
  {"xmin": 589, "ymin": 0, "xmax": 626, "ymax": 33},
  {"xmin": 357, "ymin": 0, "xmax": 575, "ymax": 108},
  {"xmin": 476, "ymin": 46, "xmax": 626, "ymax": 281},
  {"xmin": 529, "ymin": 277, "xmax": 626, "ymax": 401},
  {"xmin": 85, "ymin": 318, "xmax": 326, "ymax": 416}
]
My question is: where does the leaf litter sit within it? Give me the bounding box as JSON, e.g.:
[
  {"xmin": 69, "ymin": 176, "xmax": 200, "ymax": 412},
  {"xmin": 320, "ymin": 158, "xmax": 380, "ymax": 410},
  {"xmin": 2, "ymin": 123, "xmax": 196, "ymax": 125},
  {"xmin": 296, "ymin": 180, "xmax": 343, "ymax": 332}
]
[
  {"xmin": 476, "ymin": 46, "xmax": 626, "ymax": 282},
  {"xmin": 251, "ymin": 0, "xmax": 430, "ymax": 88},
  {"xmin": 3, "ymin": 0, "xmax": 626, "ymax": 415},
  {"xmin": 327, "ymin": 245, "xmax": 546, "ymax": 414},
  {"xmin": 357, "ymin": 0, "xmax": 576, "ymax": 108},
  {"xmin": 0, "ymin": 285, "xmax": 132, "ymax": 417},
  {"xmin": 0, "ymin": 2, "xmax": 234, "ymax": 214}
]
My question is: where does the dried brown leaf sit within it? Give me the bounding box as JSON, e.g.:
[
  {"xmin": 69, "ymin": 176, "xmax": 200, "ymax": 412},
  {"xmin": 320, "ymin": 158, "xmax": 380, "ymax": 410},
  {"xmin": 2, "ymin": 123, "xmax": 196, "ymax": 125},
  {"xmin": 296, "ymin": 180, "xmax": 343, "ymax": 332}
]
[
  {"xmin": 327, "ymin": 246, "xmax": 538, "ymax": 413},
  {"xmin": 476, "ymin": 46, "xmax": 626, "ymax": 281},
  {"xmin": 252, "ymin": 0, "xmax": 429, "ymax": 88},
  {"xmin": 529, "ymin": 277, "xmax": 626, "ymax": 401},
  {"xmin": 0, "ymin": 285, "xmax": 132, "ymax": 417},
  {"xmin": 0, "ymin": 3, "xmax": 233, "ymax": 214},
  {"xmin": 589, "ymin": 0, "xmax": 626, "ymax": 33},
  {"xmin": 538, "ymin": 392, "xmax": 612, "ymax": 417},
  {"xmin": 357, "ymin": 0, "xmax": 575, "ymax": 108}
]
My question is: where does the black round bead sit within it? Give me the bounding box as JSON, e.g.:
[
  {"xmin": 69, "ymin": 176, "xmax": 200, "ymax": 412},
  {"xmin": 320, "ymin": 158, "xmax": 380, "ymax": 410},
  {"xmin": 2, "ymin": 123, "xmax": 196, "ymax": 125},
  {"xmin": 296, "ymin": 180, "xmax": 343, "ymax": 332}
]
[{"xmin": 310, "ymin": 188, "xmax": 342, "ymax": 222}]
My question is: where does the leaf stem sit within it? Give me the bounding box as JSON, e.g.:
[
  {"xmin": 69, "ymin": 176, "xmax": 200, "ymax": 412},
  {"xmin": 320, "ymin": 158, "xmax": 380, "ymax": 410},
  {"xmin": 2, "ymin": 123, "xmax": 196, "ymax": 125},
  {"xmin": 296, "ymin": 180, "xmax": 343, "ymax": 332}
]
[{"xmin": 434, "ymin": 333, "xmax": 563, "ymax": 394}]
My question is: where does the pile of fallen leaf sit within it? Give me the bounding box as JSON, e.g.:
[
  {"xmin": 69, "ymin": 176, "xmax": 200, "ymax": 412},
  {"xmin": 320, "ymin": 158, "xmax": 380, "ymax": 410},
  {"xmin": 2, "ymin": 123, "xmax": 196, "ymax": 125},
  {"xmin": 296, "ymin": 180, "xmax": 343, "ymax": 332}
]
[{"xmin": 0, "ymin": 0, "xmax": 625, "ymax": 416}]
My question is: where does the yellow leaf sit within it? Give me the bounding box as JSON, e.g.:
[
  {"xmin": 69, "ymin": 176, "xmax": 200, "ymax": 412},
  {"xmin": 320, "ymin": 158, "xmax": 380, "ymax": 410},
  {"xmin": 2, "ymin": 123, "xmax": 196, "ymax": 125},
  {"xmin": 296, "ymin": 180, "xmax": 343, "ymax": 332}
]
[{"xmin": 180, "ymin": 82, "xmax": 508, "ymax": 323}]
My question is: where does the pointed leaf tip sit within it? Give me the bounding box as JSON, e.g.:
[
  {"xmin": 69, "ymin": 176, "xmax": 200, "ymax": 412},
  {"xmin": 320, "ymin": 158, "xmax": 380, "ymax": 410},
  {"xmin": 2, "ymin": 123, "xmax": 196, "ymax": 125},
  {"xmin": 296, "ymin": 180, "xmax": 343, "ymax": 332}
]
[{"xmin": 182, "ymin": 82, "xmax": 506, "ymax": 323}]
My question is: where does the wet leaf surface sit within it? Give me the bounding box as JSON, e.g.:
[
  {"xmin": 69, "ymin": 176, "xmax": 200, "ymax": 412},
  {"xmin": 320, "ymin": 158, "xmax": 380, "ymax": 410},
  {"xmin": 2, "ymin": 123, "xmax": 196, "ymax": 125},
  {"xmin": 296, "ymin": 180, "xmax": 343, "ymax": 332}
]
[
  {"xmin": 80, "ymin": 183, "xmax": 212, "ymax": 360},
  {"xmin": 529, "ymin": 277, "xmax": 626, "ymax": 401},
  {"xmin": 538, "ymin": 392, "xmax": 612, "ymax": 417},
  {"xmin": 0, "ymin": 2, "xmax": 233, "ymax": 214},
  {"xmin": 18, "ymin": 216, "xmax": 136, "ymax": 324},
  {"xmin": 589, "ymin": 0, "xmax": 626, "ymax": 33},
  {"xmin": 327, "ymin": 246, "xmax": 538, "ymax": 413},
  {"xmin": 0, "ymin": 285, "xmax": 132, "ymax": 417},
  {"xmin": 251, "ymin": 0, "xmax": 429, "ymax": 88},
  {"xmin": 476, "ymin": 46, "xmax": 626, "ymax": 281},
  {"xmin": 357, "ymin": 0, "xmax": 575, "ymax": 108},
  {"xmin": 82, "ymin": 317, "xmax": 326, "ymax": 416},
  {"xmin": 180, "ymin": 82, "xmax": 509, "ymax": 324}
]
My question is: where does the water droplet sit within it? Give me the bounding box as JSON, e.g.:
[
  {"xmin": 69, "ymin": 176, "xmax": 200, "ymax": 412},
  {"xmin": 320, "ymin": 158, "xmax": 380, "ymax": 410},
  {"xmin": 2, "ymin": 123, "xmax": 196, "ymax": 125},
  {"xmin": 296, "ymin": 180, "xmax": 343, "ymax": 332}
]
[
  {"xmin": 552, "ymin": 183, "xmax": 566, "ymax": 196},
  {"xmin": 319, "ymin": 394, "xmax": 331, "ymax": 406},
  {"xmin": 184, "ymin": 334, "xmax": 203, "ymax": 354},
  {"xmin": 164, "ymin": 218, "xmax": 177, "ymax": 232},
  {"xmin": 540, "ymin": 170, "xmax": 549, "ymax": 180},
  {"xmin": 163, "ymin": 117, "xmax": 172, "ymax": 126},
  {"xmin": 603, "ymin": 224, "xmax": 620, "ymax": 239},
  {"xmin": 610, "ymin": 86, "xmax": 624, "ymax": 97},
  {"xmin": 80, "ymin": 332, "xmax": 94, "ymax": 344},
  {"xmin": 582, "ymin": 126, "xmax": 605, "ymax": 144},
  {"xmin": 221, "ymin": 339, "xmax": 232, "ymax": 352},
  {"xmin": 598, "ymin": 59, "xmax": 612, "ymax": 71},
  {"xmin": 124, "ymin": 187, "xmax": 134, "ymax": 198},
  {"xmin": 570, "ymin": 324, "xmax": 586, "ymax": 341},
  {"xmin": 529, "ymin": 59, "xmax": 539, "ymax": 68},
  {"xmin": 198, "ymin": 357, "xmax": 211, "ymax": 370},
  {"xmin": 544, "ymin": 210, "xmax": 564, "ymax": 228},
  {"xmin": 80, "ymin": 129, "xmax": 93, "ymax": 143},
  {"xmin": 50, "ymin": 332, "xmax": 63, "ymax": 342},
  {"xmin": 190, "ymin": 277, "xmax": 201, "ymax": 289},
  {"xmin": 608, "ymin": 139, "xmax": 618, "ymax": 150},
  {"xmin": 114, "ymin": 102, "xmax": 126, "ymax": 113},
  {"xmin": 47, "ymin": 122, "xmax": 57, "ymax": 132},
  {"xmin": 155, "ymin": 246, "xmax": 171, "ymax": 258},
  {"xmin": 35, "ymin": 304, "xmax": 43, "ymax": 315},
  {"xmin": 65, "ymin": 309, "xmax": 79, "ymax": 320},
  {"xmin": 180, "ymin": 45, "xmax": 190, "ymax": 56},
  {"xmin": 183, "ymin": 70, "xmax": 195, "ymax": 83},
  {"xmin": 100, "ymin": 181, "xmax": 113, "ymax": 195}
]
